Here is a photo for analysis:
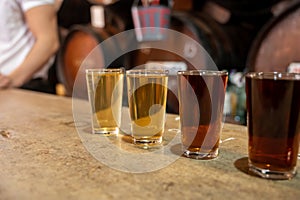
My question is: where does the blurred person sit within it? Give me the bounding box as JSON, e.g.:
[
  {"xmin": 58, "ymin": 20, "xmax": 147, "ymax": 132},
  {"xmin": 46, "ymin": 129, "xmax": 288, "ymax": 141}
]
[{"xmin": 0, "ymin": 0, "xmax": 59, "ymax": 93}]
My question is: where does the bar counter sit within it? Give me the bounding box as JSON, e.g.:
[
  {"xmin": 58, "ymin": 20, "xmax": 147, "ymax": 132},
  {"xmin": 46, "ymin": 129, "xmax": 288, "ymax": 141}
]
[{"xmin": 0, "ymin": 89, "xmax": 299, "ymax": 200}]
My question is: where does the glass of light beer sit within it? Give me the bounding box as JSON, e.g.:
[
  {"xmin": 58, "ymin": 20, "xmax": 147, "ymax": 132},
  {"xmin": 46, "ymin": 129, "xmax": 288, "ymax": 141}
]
[
  {"xmin": 245, "ymin": 72, "xmax": 300, "ymax": 180},
  {"xmin": 126, "ymin": 69, "xmax": 169, "ymax": 146},
  {"xmin": 177, "ymin": 70, "xmax": 228, "ymax": 159},
  {"xmin": 86, "ymin": 68, "xmax": 124, "ymax": 134}
]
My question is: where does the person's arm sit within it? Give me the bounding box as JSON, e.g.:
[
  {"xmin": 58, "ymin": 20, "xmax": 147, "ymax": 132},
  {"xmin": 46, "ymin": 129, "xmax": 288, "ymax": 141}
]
[
  {"xmin": 8, "ymin": 4, "xmax": 59, "ymax": 87},
  {"xmin": 54, "ymin": 0, "xmax": 63, "ymax": 11},
  {"xmin": 0, "ymin": 74, "xmax": 11, "ymax": 88}
]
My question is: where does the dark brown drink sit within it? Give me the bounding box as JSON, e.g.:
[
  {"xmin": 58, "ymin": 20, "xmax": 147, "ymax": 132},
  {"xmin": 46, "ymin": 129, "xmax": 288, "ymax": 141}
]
[
  {"xmin": 178, "ymin": 70, "xmax": 228, "ymax": 159},
  {"xmin": 246, "ymin": 72, "xmax": 300, "ymax": 179}
]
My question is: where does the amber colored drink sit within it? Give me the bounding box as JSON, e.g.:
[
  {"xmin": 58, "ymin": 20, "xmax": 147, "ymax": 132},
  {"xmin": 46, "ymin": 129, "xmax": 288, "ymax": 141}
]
[
  {"xmin": 86, "ymin": 68, "xmax": 124, "ymax": 134},
  {"xmin": 127, "ymin": 70, "xmax": 168, "ymax": 146},
  {"xmin": 246, "ymin": 72, "xmax": 300, "ymax": 179},
  {"xmin": 178, "ymin": 70, "xmax": 228, "ymax": 159}
]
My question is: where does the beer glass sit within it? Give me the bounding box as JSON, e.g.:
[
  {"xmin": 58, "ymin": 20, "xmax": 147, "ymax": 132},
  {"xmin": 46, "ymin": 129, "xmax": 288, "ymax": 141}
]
[
  {"xmin": 245, "ymin": 72, "xmax": 300, "ymax": 180},
  {"xmin": 86, "ymin": 68, "xmax": 124, "ymax": 134},
  {"xmin": 177, "ymin": 70, "xmax": 228, "ymax": 159},
  {"xmin": 126, "ymin": 69, "xmax": 168, "ymax": 146}
]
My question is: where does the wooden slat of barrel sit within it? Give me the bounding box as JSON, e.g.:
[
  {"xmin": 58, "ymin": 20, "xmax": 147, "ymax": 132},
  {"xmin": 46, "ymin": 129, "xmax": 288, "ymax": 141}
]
[{"xmin": 246, "ymin": 1, "xmax": 300, "ymax": 72}]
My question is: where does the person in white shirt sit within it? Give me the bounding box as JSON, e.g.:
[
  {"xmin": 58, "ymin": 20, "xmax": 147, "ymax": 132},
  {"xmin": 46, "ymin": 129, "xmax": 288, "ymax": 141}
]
[{"xmin": 0, "ymin": 0, "xmax": 59, "ymax": 93}]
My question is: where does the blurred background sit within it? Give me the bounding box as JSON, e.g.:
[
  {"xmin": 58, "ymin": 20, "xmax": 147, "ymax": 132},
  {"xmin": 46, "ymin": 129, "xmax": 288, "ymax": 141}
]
[{"xmin": 54, "ymin": 0, "xmax": 300, "ymax": 125}]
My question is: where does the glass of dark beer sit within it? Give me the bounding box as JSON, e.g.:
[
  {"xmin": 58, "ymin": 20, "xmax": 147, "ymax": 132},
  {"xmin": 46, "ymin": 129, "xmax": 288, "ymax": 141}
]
[
  {"xmin": 177, "ymin": 70, "xmax": 228, "ymax": 159},
  {"xmin": 245, "ymin": 72, "xmax": 300, "ymax": 180}
]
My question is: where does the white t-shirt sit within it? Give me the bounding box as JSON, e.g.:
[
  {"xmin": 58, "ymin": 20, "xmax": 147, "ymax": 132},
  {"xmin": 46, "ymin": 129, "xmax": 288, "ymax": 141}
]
[{"xmin": 0, "ymin": 0, "xmax": 54, "ymax": 79}]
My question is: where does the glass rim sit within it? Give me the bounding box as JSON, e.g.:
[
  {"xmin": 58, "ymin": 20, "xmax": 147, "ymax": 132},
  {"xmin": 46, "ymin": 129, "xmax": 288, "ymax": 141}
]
[
  {"xmin": 177, "ymin": 70, "xmax": 228, "ymax": 76},
  {"xmin": 126, "ymin": 69, "xmax": 169, "ymax": 76},
  {"xmin": 85, "ymin": 68, "xmax": 125, "ymax": 74},
  {"xmin": 245, "ymin": 72, "xmax": 300, "ymax": 80}
]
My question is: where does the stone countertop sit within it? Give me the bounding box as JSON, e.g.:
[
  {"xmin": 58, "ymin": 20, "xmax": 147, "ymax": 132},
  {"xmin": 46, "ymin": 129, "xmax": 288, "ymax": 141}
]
[{"xmin": 0, "ymin": 89, "xmax": 299, "ymax": 200}]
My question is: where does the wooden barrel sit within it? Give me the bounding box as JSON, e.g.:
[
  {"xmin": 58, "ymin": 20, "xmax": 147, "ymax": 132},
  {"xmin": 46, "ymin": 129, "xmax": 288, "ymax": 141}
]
[
  {"xmin": 128, "ymin": 11, "xmax": 255, "ymax": 113},
  {"xmin": 246, "ymin": 1, "xmax": 300, "ymax": 72},
  {"xmin": 56, "ymin": 25, "xmax": 125, "ymax": 97}
]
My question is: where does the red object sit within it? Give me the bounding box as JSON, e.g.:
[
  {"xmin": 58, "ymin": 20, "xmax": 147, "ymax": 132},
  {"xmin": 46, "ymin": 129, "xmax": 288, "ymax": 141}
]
[
  {"xmin": 131, "ymin": 3, "xmax": 170, "ymax": 41},
  {"xmin": 151, "ymin": 0, "xmax": 160, "ymax": 5}
]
